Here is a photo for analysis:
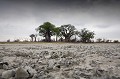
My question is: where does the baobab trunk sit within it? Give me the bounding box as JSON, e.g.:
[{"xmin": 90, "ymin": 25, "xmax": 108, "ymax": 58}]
[
  {"xmin": 65, "ymin": 37, "xmax": 70, "ymax": 42},
  {"xmin": 35, "ymin": 37, "xmax": 37, "ymax": 42},
  {"xmin": 31, "ymin": 37, "xmax": 33, "ymax": 42},
  {"xmin": 45, "ymin": 35, "xmax": 51, "ymax": 42}
]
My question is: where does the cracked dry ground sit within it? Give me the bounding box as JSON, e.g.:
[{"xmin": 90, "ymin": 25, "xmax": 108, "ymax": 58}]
[{"xmin": 0, "ymin": 43, "xmax": 120, "ymax": 79}]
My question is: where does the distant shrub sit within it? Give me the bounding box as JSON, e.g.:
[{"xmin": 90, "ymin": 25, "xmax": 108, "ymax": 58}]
[
  {"xmin": 113, "ymin": 40, "xmax": 119, "ymax": 43},
  {"xmin": 7, "ymin": 39, "xmax": 10, "ymax": 42},
  {"xmin": 96, "ymin": 38, "xmax": 102, "ymax": 43},
  {"xmin": 105, "ymin": 40, "xmax": 110, "ymax": 43},
  {"xmin": 23, "ymin": 40, "xmax": 29, "ymax": 42},
  {"xmin": 41, "ymin": 39, "xmax": 46, "ymax": 42},
  {"xmin": 14, "ymin": 39, "xmax": 20, "ymax": 42}
]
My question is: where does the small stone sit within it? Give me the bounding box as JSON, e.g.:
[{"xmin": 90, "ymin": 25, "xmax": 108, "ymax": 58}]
[
  {"xmin": 2, "ymin": 70, "xmax": 15, "ymax": 79},
  {"xmin": 0, "ymin": 62, "xmax": 9, "ymax": 69},
  {"xmin": 45, "ymin": 55, "xmax": 51, "ymax": 59},
  {"xmin": 0, "ymin": 69, "xmax": 5, "ymax": 76},
  {"xmin": 15, "ymin": 67, "xmax": 29, "ymax": 79},
  {"xmin": 53, "ymin": 64, "xmax": 61, "ymax": 71},
  {"xmin": 48, "ymin": 59, "xmax": 56, "ymax": 69},
  {"xmin": 9, "ymin": 77, "xmax": 15, "ymax": 79},
  {"xmin": 3, "ymin": 64, "xmax": 8, "ymax": 70},
  {"xmin": 24, "ymin": 66, "xmax": 37, "ymax": 78}
]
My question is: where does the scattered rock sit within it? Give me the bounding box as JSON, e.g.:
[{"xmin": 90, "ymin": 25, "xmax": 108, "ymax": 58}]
[
  {"xmin": 2, "ymin": 70, "xmax": 15, "ymax": 79},
  {"xmin": 45, "ymin": 55, "xmax": 51, "ymax": 59},
  {"xmin": 50, "ymin": 52, "xmax": 59, "ymax": 59},
  {"xmin": 3, "ymin": 64, "xmax": 9, "ymax": 70},
  {"xmin": 47, "ymin": 59, "xmax": 56, "ymax": 70},
  {"xmin": 24, "ymin": 66, "xmax": 37, "ymax": 78},
  {"xmin": 0, "ymin": 44, "xmax": 120, "ymax": 79},
  {"xmin": 15, "ymin": 67, "xmax": 29, "ymax": 79},
  {"xmin": 0, "ymin": 69, "xmax": 5, "ymax": 76},
  {"xmin": 0, "ymin": 62, "xmax": 8, "ymax": 69}
]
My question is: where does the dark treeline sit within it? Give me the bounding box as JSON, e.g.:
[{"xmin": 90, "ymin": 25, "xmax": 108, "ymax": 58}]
[
  {"xmin": 6, "ymin": 22, "xmax": 119, "ymax": 43},
  {"xmin": 28, "ymin": 22, "xmax": 119, "ymax": 43},
  {"xmin": 30, "ymin": 22, "xmax": 95, "ymax": 43}
]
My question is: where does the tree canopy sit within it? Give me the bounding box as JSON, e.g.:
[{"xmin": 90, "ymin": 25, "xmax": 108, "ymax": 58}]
[
  {"xmin": 78, "ymin": 28, "xmax": 95, "ymax": 43},
  {"xmin": 53, "ymin": 27, "xmax": 61, "ymax": 41},
  {"xmin": 36, "ymin": 22, "xmax": 55, "ymax": 42},
  {"xmin": 60, "ymin": 24, "xmax": 76, "ymax": 42},
  {"xmin": 34, "ymin": 22, "xmax": 95, "ymax": 42}
]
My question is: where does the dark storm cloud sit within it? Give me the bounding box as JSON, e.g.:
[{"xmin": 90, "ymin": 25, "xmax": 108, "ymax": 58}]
[
  {"xmin": 2, "ymin": 0, "xmax": 120, "ymax": 9},
  {"xmin": 0, "ymin": 0, "xmax": 120, "ymax": 41}
]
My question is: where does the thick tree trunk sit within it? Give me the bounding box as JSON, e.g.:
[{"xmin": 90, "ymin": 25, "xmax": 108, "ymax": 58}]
[
  {"xmin": 48, "ymin": 31, "xmax": 51, "ymax": 42},
  {"xmin": 81, "ymin": 38, "xmax": 86, "ymax": 43},
  {"xmin": 31, "ymin": 37, "xmax": 33, "ymax": 42},
  {"xmin": 65, "ymin": 37, "xmax": 70, "ymax": 42},
  {"xmin": 45, "ymin": 35, "xmax": 49, "ymax": 42},
  {"xmin": 35, "ymin": 37, "xmax": 37, "ymax": 42},
  {"xmin": 45, "ymin": 34, "xmax": 51, "ymax": 42},
  {"xmin": 48, "ymin": 36, "xmax": 51, "ymax": 42},
  {"xmin": 56, "ymin": 36, "xmax": 57, "ymax": 42}
]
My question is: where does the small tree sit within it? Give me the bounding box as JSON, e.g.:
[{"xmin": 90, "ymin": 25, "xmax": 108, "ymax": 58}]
[
  {"xmin": 101, "ymin": 39, "xmax": 106, "ymax": 43},
  {"xmin": 60, "ymin": 24, "xmax": 76, "ymax": 42},
  {"xmin": 7, "ymin": 39, "xmax": 10, "ymax": 42},
  {"xmin": 14, "ymin": 39, "xmax": 20, "ymax": 42},
  {"xmin": 96, "ymin": 38, "xmax": 102, "ymax": 43},
  {"xmin": 30, "ymin": 34, "xmax": 35, "ymax": 42},
  {"xmin": 78, "ymin": 28, "xmax": 95, "ymax": 43},
  {"xmin": 113, "ymin": 40, "xmax": 119, "ymax": 43},
  {"xmin": 106, "ymin": 39, "xmax": 110, "ymax": 43}
]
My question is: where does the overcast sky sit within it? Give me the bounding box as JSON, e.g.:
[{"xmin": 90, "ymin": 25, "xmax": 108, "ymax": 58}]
[{"xmin": 0, "ymin": 0, "xmax": 120, "ymax": 41}]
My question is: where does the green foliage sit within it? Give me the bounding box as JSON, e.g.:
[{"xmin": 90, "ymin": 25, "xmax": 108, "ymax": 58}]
[
  {"xmin": 60, "ymin": 24, "xmax": 76, "ymax": 42},
  {"xmin": 35, "ymin": 22, "xmax": 96, "ymax": 42},
  {"xmin": 36, "ymin": 22, "xmax": 55, "ymax": 42},
  {"xmin": 53, "ymin": 27, "xmax": 61, "ymax": 41},
  {"xmin": 78, "ymin": 28, "xmax": 95, "ymax": 43},
  {"xmin": 53, "ymin": 27, "xmax": 61, "ymax": 36}
]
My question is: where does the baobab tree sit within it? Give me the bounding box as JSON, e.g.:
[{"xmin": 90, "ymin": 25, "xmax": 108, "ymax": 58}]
[
  {"xmin": 60, "ymin": 24, "xmax": 76, "ymax": 42},
  {"xmin": 36, "ymin": 22, "xmax": 55, "ymax": 42}
]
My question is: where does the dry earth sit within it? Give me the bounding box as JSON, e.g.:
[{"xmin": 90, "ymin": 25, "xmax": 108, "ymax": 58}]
[{"xmin": 0, "ymin": 43, "xmax": 120, "ymax": 79}]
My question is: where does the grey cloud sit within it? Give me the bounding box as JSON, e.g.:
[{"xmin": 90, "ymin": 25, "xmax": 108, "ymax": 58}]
[
  {"xmin": 0, "ymin": 0, "xmax": 120, "ymax": 41},
  {"xmin": 94, "ymin": 25, "xmax": 111, "ymax": 28}
]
